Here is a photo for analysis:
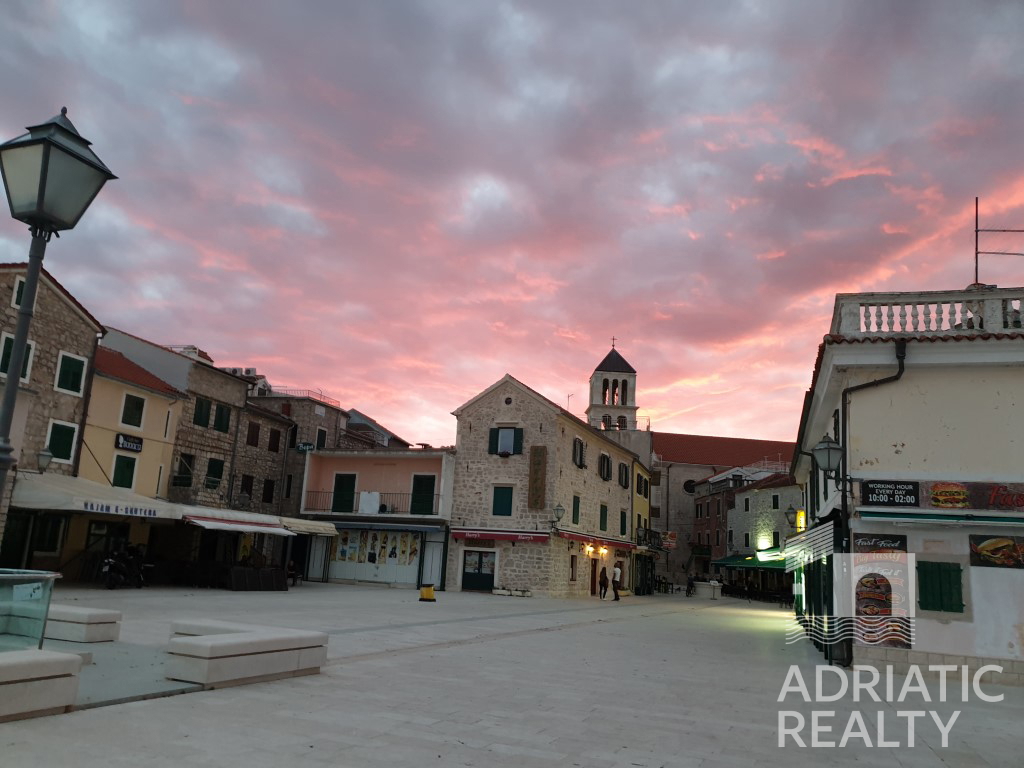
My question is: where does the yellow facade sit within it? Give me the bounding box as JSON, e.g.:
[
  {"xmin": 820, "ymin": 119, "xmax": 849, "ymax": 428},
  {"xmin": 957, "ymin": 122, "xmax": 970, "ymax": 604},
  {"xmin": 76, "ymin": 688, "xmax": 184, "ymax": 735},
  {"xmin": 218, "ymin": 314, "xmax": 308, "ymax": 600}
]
[{"xmin": 80, "ymin": 374, "xmax": 182, "ymax": 499}]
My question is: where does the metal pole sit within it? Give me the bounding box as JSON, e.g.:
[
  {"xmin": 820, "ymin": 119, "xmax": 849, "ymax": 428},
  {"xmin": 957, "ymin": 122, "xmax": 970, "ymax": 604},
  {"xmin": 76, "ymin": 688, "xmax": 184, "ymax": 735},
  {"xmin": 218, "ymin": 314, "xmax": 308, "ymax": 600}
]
[
  {"xmin": 975, "ymin": 197, "xmax": 979, "ymax": 285},
  {"xmin": 0, "ymin": 228, "xmax": 49, "ymax": 502}
]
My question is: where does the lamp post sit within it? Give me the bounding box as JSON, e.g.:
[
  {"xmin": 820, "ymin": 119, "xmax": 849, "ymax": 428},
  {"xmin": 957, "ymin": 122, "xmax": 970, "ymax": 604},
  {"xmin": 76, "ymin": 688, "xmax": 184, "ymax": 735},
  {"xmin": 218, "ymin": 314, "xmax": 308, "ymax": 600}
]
[{"xmin": 0, "ymin": 108, "xmax": 115, "ymax": 502}]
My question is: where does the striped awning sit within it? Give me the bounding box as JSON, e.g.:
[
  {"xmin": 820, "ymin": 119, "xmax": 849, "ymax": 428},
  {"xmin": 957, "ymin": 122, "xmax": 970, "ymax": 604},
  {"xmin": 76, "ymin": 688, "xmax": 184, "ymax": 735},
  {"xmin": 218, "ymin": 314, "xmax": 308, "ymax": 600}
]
[{"xmin": 784, "ymin": 521, "xmax": 836, "ymax": 572}]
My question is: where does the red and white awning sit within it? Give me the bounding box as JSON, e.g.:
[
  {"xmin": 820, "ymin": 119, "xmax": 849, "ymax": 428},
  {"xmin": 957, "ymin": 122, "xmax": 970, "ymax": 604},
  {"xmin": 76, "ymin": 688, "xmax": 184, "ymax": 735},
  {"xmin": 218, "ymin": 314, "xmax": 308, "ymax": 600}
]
[
  {"xmin": 184, "ymin": 514, "xmax": 295, "ymax": 537},
  {"xmin": 450, "ymin": 528, "xmax": 551, "ymax": 543}
]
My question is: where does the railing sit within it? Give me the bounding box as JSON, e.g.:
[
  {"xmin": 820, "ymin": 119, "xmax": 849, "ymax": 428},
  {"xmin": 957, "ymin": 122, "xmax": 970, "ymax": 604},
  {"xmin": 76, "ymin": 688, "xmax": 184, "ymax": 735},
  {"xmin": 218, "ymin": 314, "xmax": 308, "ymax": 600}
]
[
  {"xmin": 304, "ymin": 491, "xmax": 440, "ymax": 516},
  {"xmin": 635, "ymin": 528, "xmax": 663, "ymax": 549},
  {"xmin": 272, "ymin": 389, "xmax": 341, "ymax": 408},
  {"xmin": 832, "ymin": 287, "xmax": 1023, "ymax": 337}
]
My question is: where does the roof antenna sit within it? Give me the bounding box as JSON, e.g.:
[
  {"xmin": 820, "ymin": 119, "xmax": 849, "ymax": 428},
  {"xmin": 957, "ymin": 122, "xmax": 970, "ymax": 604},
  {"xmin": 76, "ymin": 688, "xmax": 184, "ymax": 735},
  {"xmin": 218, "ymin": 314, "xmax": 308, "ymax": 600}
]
[{"xmin": 975, "ymin": 196, "xmax": 1024, "ymax": 286}]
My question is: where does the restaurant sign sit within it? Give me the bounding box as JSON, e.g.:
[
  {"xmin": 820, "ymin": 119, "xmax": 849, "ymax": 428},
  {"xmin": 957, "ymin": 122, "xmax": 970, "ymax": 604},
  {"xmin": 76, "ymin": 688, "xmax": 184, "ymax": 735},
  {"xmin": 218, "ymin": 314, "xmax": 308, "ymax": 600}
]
[
  {"xmin": 115, "ymin": 433, "xmax": 143, "ymax": 453},
  {"xmin": 862, "ymin": 480, "xmax": 1024, "ymax": 512}
]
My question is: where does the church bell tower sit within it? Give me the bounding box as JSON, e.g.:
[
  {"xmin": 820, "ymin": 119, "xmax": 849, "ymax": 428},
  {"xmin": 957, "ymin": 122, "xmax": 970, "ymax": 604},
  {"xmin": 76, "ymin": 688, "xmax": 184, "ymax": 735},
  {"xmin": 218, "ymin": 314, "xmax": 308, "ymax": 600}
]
[{"xmin": 585, "ymin": 343, "xmax": 638, "ymax": 431}]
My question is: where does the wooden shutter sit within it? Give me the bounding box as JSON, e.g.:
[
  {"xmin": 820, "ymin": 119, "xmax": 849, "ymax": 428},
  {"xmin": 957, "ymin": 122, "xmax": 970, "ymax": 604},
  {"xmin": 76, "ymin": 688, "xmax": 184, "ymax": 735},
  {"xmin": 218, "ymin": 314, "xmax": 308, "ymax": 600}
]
[
  {"xmin": 940, "ymin": 562, "xmax": 964, "ymax": 613},
  {"xmin": 488, "ymin": 428, "xmax": 499, "ymax": 454},
  {"xmin": 572, "ymin": 496, "xmax": 580, "ymax": 524},
  {"xmin": 332, "ymin": 474, "xmax": 356, "ymax": 514},
  {"xmin": 600, "ymin": 504, "xmax": 608, "ymax": 531},
  {"xmin": 492, "ymin": 486, "xmax": 513, "ymax": 516},
  {"xmin": 513, "ymin": 428, "xmax": 524, "ymax": 455},
  {"xmin": 917, "ymin": 561, "xmax": 940, "ymax": 611}
]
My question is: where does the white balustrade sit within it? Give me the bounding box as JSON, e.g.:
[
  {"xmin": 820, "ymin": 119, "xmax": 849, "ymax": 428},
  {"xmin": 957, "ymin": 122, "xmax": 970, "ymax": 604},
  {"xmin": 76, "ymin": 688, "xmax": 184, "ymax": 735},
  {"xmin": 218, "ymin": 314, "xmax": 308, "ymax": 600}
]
[{"xmin": 832, "ymin": 287, "xmax": 1024, "ymax": 337}]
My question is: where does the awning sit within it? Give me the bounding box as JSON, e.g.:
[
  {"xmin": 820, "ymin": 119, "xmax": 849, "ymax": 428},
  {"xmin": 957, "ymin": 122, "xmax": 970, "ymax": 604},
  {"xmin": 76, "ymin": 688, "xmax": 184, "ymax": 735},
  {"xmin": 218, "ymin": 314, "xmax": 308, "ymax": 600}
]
[
  {"xmin": 184, "ymin": 515, "xmax": 295, "ymax": 537},
  {"xmin": 859, "ymin": 509, "xmax": 1024, "ymax": 526},
  {"xmin": 327, "ymin": 521, "xmax": 446, "ymax": 533},
  {"xmin": 712, "ymin": 553, "xmax": 786, "ymax": 570},
  {"xmin": 451, "ymin": 528, "xmax": 550, "ymax": 543},
  {"xmin": 279, "ymin": 518, "xmax": 338, "ymax": 536},
  {"xmin": 556, "ymin": 530, "xmax": 637, "ymax": 550},
  {"xmin": 11, "ymin": 472, "xmax": 182, "ymax": 521}
]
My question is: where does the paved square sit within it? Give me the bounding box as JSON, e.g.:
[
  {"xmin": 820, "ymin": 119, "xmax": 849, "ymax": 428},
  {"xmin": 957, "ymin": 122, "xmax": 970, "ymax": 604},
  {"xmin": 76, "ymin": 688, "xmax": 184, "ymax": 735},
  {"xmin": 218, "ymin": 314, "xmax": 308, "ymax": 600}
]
[{"xmin": 2, "ymin": 584, "xmax": 1021, "ymax": 767}]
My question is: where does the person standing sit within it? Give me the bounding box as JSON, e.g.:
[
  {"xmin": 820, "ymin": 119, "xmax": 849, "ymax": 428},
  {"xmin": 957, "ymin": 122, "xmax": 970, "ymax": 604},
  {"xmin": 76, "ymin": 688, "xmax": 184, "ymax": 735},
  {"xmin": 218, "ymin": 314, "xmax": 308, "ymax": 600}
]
[
  {"xmin": 598, "ymin": 567, "xmax": 609, "ymax": 599},
  {"xmin": 612, "ymin": 562, "xmax": 622, "ymax": 601}
]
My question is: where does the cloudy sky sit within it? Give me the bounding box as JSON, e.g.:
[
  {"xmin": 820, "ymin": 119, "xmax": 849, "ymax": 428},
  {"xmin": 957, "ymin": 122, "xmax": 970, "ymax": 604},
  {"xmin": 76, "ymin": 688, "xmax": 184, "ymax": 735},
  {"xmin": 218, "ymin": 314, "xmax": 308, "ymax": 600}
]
[{"xmin": 2, "ymin": 1, "xmax": 1023, "ymax": 447}]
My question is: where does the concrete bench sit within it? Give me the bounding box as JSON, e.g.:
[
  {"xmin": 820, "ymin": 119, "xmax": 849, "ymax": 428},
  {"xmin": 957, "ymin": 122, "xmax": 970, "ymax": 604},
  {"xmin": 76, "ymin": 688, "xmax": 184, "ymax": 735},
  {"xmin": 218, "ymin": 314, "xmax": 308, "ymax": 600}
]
[
  {"xmin": 44, "ymin": 604, "xmax": 122, "ymax": 643},
  {"xmin": 0, "ymin": 649, "xmax": 83, "ymax": 722},
  {"xmin": 165, "ymin": 619, "xmax": 327, "ymax": 689}
]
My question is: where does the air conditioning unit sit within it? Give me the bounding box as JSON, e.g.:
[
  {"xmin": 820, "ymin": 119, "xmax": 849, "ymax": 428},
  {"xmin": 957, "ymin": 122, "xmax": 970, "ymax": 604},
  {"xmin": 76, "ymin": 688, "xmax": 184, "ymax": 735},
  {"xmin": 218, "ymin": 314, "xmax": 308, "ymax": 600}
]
[
  {"xmin": 378, "ymin": 503, "xmax": 390, "ymax": 514},
  {"xmin": 244, "ymin": 367, "xmax": 257, "ymax": 375}
]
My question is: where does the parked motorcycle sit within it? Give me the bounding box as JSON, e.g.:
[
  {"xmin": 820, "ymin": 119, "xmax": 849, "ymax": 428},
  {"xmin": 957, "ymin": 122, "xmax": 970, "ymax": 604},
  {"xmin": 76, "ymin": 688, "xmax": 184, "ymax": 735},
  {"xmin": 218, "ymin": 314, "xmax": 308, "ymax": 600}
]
[{"xmin": 102, "ymin": 546, "xmax": 147, "ymax": 589}]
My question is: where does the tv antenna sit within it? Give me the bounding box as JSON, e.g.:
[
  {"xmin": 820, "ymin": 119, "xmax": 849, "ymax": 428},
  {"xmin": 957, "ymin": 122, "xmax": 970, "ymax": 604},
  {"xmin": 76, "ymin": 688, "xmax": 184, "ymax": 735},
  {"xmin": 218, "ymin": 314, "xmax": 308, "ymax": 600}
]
[{"xmin": 975, "ymin": 196, "xmax": 1024, "ymax": 284}]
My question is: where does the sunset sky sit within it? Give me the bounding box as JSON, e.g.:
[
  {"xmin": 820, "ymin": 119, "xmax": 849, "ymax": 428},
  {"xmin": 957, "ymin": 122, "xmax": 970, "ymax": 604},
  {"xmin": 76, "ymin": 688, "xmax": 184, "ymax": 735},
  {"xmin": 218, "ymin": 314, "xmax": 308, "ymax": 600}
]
[{"xmin": 2, "ymin": 1, "xmax": 1023, "ymax": 448}]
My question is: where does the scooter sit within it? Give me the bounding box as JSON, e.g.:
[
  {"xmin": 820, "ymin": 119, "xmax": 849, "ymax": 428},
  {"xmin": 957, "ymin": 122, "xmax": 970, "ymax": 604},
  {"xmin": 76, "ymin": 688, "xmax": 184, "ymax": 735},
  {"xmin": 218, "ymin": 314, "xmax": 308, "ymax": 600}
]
[{"xmin": 102, "ymin": 552, "xmax": 128, "ymax": 589}]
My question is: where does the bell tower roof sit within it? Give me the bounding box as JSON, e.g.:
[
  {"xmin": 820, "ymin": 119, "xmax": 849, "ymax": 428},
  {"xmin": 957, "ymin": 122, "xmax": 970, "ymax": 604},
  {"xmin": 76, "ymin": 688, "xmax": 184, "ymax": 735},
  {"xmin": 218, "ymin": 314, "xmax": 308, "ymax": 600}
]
[{"xmin": 594, "ymin": 348, "xmax": 635, "ymax": 374}]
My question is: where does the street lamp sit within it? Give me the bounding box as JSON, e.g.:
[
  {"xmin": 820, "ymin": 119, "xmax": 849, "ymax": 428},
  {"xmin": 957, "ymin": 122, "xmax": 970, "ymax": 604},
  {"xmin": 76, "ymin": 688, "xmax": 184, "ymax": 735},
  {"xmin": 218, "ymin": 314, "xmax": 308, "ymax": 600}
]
[
  {"xmin": 0, "ymin": 108, "xmax": 115, "ymax": 497},
  {"xmin": 784, "ymin": 505, "xmax": 797, "ymax": 529},
  {"xmin": 550, "ymin": 503, "xmax": 565, "ymax": 529}
]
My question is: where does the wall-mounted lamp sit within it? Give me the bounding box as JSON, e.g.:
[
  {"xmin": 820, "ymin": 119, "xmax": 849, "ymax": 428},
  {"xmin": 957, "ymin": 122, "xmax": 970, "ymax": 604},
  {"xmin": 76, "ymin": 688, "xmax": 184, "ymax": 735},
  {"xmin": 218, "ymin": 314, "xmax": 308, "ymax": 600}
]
[
  {"xmin": 585, "ymin": 544, "xmax": 595, "ymax": 555},
  {"xmin": 550, "ymin": 503, "xmax": 565, "ymax": 529},
  {"xmin": 784, "ymin": 505, "xmax": 797, "ymax": 529},
  {"xmin": 811, "ymin": 434, "xmax": 842, "ymax": 478},
  {"xmin": 599, "ymin": 546, "xmax": 608, "ymax": 556},
  {"xmin": 36, "ymin": 448, "xmax": 52, "ymax": 473}
]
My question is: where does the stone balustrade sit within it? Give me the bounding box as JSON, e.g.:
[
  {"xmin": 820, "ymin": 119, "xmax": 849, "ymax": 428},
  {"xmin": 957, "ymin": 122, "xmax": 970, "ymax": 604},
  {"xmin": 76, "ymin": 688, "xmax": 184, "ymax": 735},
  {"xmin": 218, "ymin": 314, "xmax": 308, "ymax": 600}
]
[{"xmin": 832, "ymin": 286, "xmax": 1023, "ymax": 337}]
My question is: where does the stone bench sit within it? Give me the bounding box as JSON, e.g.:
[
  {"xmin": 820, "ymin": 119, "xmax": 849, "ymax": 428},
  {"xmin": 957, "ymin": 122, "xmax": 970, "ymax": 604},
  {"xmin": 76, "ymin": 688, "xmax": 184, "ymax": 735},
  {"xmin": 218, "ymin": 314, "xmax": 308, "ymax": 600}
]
[
  {"xmin": 0, "ymin": 649, "xmax": 83, "ymax": 722},
  {"xmin": 44, "ymin": 604, "xmax": 122, "ymax": 643},
  {"xmin": 165, "ymin": 619, "xmax": 328, "ymax": 689}
]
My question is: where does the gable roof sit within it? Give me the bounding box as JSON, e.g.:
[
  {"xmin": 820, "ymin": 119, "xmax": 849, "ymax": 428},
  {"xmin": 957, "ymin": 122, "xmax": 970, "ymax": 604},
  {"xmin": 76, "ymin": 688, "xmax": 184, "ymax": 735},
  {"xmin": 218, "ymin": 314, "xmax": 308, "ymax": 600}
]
[
  {"xmin": 94, "ymin": 347, "xmax": 183, "ymax": 398},
  {"xmin": 454, "ymin": 374, "xmax": 641, "ymax": 461},
  {"xmin": 652, "ymin": 432, "xmax": 794, "ymax": 468},
  {"xmin": 594, "ymin": 348, "xmax": 636, "ymax": 374},
  {"xmin": 0, "ymin": 263, "xmax": 103, "ymax": 332}
]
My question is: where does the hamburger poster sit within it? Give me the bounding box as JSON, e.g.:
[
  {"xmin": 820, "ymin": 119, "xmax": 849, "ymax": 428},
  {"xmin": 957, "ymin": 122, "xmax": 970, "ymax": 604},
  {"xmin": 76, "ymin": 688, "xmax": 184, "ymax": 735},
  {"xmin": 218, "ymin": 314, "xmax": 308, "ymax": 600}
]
[{"xmin": 969, "ymin": 535, "xmax": 1024, "ymax": 569}]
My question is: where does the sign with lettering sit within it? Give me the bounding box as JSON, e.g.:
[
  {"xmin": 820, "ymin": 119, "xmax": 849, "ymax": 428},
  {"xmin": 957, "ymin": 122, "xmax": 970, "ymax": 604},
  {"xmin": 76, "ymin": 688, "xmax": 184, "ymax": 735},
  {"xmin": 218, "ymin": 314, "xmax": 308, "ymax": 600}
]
[
  {"xmin": 115, "ymin": 433, "xmax": 143, "ymax": 453},
  {"xmin": 79, "ymin": 499, "xmax": 159, "ymax": 518},
  {"xmin": 296, "ymin": 442, "xmax": 315, "ymax": 453},
  {"xmin": 861, "ymin": 481, "xmax": 919, "ymax": 507}
]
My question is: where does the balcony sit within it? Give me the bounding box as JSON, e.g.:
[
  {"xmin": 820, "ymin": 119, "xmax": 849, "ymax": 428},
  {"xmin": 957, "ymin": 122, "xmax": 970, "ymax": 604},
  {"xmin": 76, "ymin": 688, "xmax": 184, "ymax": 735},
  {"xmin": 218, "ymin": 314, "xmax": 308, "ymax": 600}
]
[
  {"xmin": 635, "ymin": 528, "xmax": 663, "ymax": 549},
  {"xmin": 832, "ymin": 286, "xmax": 1023, "ymax": 338},
  {"xmin": 272, "ymin": 388, "xmax": 342, "ymax": 408},
  {"xmin": 304, "ymin": 490, "xmax": 440, "ymax": 516}
]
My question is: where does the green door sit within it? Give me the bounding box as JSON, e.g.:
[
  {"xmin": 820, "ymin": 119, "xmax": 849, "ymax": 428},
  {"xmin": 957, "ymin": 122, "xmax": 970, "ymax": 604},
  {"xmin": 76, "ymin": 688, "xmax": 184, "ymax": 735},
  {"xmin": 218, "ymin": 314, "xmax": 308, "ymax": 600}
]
[
  {"xmin": 410, "ymin": 475, "xmax": 436, "ymax": 515},
  {"xmin": 332, "ymin": 474, "xmax": 356, "ymax": 514}
]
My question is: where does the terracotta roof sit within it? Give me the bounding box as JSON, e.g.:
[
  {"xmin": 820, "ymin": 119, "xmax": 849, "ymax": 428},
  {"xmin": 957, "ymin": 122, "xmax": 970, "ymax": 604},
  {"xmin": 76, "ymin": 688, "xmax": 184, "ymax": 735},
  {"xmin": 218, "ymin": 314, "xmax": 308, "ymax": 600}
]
[
  {"xmin": 652, "ymin": 432, "xmax": 794, "ymax": 467},
  {"xmin": 594, "ymin": 348, "xmax": 636, "ymax": 374},
  {"xmin": 0, "ymin": 263, "xmax": 103, "ymax": 332},
  {"xmin": 94, "ymin": 347, "xmax": 183, "ymax": 397}
]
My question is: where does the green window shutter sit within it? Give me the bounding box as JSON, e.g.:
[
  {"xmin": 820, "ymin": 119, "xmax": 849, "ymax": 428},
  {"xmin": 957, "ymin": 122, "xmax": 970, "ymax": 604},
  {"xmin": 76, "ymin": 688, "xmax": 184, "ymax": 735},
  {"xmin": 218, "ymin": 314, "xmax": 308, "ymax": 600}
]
[
  {"xmin": 112, "ymin": 455, "xmax": 136, "ymax": 488},
  {"xmin": 213, "ymin": 404, "xmax": 231, "ymax": 433},
  {"xmin": 600, "ymin": 504, "xmax": 608, "ymax": 531},
  {"xmin": 917, "ymin": 561, "xmax": 940, "ymax": 611},
  {"xmin": 14, "ymin": 279, "xmax": 24, "ymax": 307},
  {"xmin": 488, "ymin": 428, "xmax": 499, "ymax": 454},
  {"xmin": 493, "ymin": 487, "xmax": 513, "ymax": 516},
  {"xmin": 57, "ymin": 356, "xmax": 85, "ymax": 393},
  {"xmin": 512, "ymin": 428, "xmax": 523, "ymax": 455},
  {"xmin": 332, "ymin": 474, "xmax": 356, "ymax": 513},
  {"xmin": 941, "ymin": 563, "xmax": 964, "ymax": 613},
  {"xmin": 572, "ymin": 496, "xmax": 580, "ymax": 524},
  {"xmin": 122, "ymin": 394, "xmax": 145, "ymax": 427},
  {"xmin": 410, "ymin": 475, "xmax": 436, "ymax": 515},
  {"xmin": 205, "ymin": 458, "xmax": 225, "ymax": 489},
  {"xmin": 193, "ymin": 398, "xmax": 211, "ymax": 427},
  {"xmin": 48, "ymin": 424, "xmax": 76, "ymax": 461},
  {"xmin": 620, "ymin": 510, "xmax": 626, "ymax": 535},
  {"xmin": 1, "ymin": 338, "xmax": 31, "ymax": 380}
]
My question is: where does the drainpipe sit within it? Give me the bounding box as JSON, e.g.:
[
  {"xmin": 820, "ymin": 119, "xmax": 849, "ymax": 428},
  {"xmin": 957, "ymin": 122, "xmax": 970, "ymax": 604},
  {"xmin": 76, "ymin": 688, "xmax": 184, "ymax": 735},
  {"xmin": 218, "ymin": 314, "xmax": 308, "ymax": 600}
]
[{"xmin": 834, "ymin": 338, "xmax": 907, "ymax": 666}]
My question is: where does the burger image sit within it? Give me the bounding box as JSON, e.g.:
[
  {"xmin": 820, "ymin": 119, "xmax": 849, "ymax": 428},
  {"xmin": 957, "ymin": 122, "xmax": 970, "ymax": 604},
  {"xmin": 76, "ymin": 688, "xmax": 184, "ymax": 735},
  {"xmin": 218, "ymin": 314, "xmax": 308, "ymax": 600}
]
[
  {"xmin": 971, "ymin": 537, "xmax": 1020, "ymax": 567},
  {"xmin": 930, "ymin": 481, "xmax": 970, "ymax": 508}
]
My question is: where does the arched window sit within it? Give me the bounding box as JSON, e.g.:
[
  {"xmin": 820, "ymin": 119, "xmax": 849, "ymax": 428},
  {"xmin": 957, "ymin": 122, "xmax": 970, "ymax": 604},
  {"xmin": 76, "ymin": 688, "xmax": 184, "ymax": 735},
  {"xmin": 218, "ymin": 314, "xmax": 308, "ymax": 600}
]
[
  {"xmin": 621, "ymin": 380, "xmax": 628, "ymax": 405},
  {"xmin": 602, "ymin": 379, "xmax": 609, "ymax": 405},
  {"xmin": 617, "ymin": 416, "xmax": 627, "ymax": 430},
  {"xmin": 602, "ymin": 414, "xmax": 611, "ymax": 430},
  {"xmin": 611, "ymin": 380, "xmax": 619, "ymax": 405}
]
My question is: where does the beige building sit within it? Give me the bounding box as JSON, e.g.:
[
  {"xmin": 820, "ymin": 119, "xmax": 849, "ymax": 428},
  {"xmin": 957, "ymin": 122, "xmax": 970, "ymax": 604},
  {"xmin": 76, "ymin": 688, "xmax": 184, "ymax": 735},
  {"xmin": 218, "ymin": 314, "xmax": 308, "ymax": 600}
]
[{"xmin": 448, "ymin": 374, "xmax": 642, "ymax": 598}]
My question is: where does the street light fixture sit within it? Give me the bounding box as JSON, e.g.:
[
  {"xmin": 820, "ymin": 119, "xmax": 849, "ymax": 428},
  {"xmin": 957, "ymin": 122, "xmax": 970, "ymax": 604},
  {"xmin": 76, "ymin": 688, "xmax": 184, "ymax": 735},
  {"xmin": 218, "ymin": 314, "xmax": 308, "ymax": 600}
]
[
  {"xmin": 0, "ymin": 108, "xmax": 115, "ymax": 498},
  {"xmin": 784, "ymin": 505, "xmax": 797, "ymax": 529},
  {"xmin": 550, "ymin": 503, "xmax": 565, "ymax": 529},
  {"xmin": 811, "ymin": 434, "xmax": 843, "ymax": 478}
]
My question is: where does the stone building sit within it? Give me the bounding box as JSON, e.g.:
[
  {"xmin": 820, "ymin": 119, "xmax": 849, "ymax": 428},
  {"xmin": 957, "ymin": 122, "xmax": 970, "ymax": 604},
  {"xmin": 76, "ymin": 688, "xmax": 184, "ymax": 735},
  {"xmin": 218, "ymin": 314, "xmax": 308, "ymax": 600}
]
[
  {"xmin": 448, "ymin": 374, "xmax": 642, "ymax": 598},
  {"xmin": 232, "ymin": 401, "xmax": 295, "ymax": 517},
  {"xmin": 0, "ymin": 264, "xmax": 103, "ymax": 567}
]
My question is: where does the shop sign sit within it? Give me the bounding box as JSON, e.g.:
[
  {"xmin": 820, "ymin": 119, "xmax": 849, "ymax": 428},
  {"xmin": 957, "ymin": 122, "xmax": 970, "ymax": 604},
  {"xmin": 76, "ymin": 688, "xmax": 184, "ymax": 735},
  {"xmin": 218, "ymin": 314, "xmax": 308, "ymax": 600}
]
[
  {"xmin": 115, "ymin": 433, "xmax": 143, "ymax": 453},
  {"xmin": 861, "ymin": 481, "xmax": 919, "ymax": 506},
  {"xmin": 862, "ymin": 480, "xmax": 1024, "ymax": 512},
  {"xmin": 296, "ymin": 442, "xmax": 315, "ymax": 453},
  {"xmin": 80, "ymin": 500, "xmax": 158, "ymax": 518}
]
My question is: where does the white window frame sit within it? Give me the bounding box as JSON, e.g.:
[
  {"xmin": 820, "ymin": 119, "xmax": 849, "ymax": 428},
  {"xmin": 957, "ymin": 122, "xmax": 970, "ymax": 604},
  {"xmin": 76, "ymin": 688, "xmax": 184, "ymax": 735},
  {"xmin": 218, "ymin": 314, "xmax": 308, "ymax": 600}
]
[
  {"xmin": 46, "ymin": 418, "xmax": 79, "ymax": 465},
  {"xmin": 119, "ymin": 391, "xmax": 147, "ymax": 430},
  {"xmin": 111, "ymin": 452, "xmax": 138, "ymax": 491},
  {"xmin": 10, "ymin": 276, "xmax": 25, "ymax": 309},
  {"xmin": 0, "ymin": 332, "xmax": 35, "ymax": 384},
  {"xmin": 53, "ymin": 350, "xmax": 89, "ymax": 397}
]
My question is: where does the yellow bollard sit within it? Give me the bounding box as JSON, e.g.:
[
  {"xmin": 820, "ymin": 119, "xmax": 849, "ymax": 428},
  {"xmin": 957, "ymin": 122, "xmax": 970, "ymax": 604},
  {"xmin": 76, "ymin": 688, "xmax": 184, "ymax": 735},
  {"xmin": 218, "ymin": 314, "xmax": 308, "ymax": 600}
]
[{"xmin": 419, "ymin": 584, "xmax": 436, "ymax": 602}]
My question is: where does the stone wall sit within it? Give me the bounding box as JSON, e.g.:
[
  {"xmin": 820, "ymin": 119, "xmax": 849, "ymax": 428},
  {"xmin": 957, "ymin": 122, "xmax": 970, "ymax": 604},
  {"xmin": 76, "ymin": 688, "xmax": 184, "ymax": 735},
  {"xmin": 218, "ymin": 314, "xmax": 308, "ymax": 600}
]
[
  {"xmin": 168, "ymin": 364, "xmax": 248, "ymax": 509},
  {"xmin": 231, "ymin": 404, "xmax": 293, "ymax": 516}
]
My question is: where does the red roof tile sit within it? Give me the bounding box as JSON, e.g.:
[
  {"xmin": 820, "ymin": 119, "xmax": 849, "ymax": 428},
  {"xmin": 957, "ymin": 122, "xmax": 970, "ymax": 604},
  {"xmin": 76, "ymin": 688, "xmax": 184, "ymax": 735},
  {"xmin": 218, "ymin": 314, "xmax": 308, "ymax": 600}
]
[
  {"xmin": 94, "ymin": 347, "xmax": 183, "ymax": 397},
  {"xmin": 652, "ymin": 432, "xmax": 794, "ymax": 467}
]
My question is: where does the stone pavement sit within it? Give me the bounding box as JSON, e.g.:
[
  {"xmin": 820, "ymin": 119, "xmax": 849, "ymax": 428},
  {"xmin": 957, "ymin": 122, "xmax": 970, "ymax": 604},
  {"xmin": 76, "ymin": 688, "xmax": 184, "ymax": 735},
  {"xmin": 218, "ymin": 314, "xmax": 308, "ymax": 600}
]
[{"xmin": 2, "ymin": 583, "xmax": 1022, "ymax": 767}]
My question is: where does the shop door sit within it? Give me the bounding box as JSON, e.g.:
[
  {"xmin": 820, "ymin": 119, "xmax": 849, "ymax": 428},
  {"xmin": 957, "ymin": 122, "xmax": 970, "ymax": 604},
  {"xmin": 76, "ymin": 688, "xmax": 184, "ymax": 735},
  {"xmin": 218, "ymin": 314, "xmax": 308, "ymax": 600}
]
[
  {"xmin": 590, "ymin": 558, "xmax": 598, "ymax": 595},
  {"xmin": 307, "ymin": 536, "xmax": 328, "ymax": 582},
  {"xmin": 462, "ymin": 550, "xmax": 495, "ymax": 591}
]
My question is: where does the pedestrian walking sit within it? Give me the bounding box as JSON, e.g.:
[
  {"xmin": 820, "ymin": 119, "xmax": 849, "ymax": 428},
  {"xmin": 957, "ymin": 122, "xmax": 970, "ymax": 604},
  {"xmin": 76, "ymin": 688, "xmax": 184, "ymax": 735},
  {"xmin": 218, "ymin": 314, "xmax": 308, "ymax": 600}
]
[
  {"xmin": 612, "ymin": 562, "xmax": 622, "ymax": 601},
  {"xmin": 598, "ymin": 566, "xmax": 609, "ymax": 599}
]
